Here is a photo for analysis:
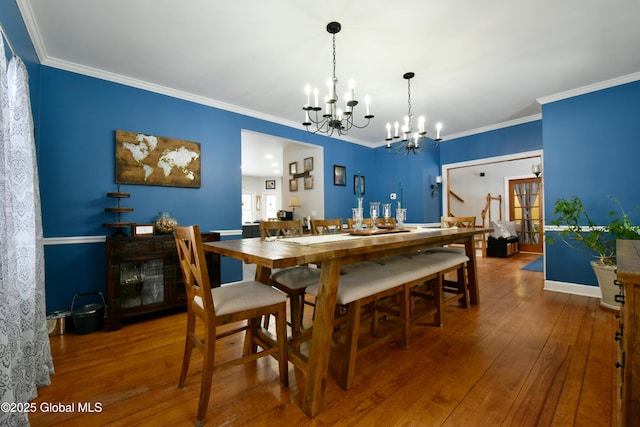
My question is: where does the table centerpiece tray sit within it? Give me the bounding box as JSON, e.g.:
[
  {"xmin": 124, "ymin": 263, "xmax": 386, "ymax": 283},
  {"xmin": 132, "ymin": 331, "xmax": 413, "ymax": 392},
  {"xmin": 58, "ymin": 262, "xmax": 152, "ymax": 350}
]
[{"xmin": 349, "ymin": 227, "xmax": 412, "ymax": 236}]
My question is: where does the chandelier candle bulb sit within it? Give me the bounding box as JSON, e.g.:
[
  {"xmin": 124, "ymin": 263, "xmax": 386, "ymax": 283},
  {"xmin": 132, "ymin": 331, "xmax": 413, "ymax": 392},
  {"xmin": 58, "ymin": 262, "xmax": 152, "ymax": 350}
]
[
  {"xmin": 305, "ymin": 85, "xmax": 311, "ymax": 108},
  {"xmin": 386, "ymin": 123, "xmax": 392, "ymax": 140},
  {"xmin": 436, "ymin": 122, "xmax": 442, "ymax": 140},
  {"xmin": 394, "ymin": 121, "xmax": 399, "ymax": 138},
  {"xmin": 365, "ymin": 96, "xmax": 371, "ymax": 117},
  {"xmin": 419, "ymin": 116, "xmax": 425, "ymax": 133},
  {"xmin": 314, "ymin": 88, "xmax": 319, "ymax": 108}
]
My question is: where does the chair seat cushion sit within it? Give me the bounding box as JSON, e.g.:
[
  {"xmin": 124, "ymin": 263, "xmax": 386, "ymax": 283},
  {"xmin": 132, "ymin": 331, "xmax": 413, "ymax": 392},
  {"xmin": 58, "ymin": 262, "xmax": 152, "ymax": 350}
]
[
  {"xmin": 194, "ymin": 280, "xmax": 287, "ymax": 316},
  {"xmin": 271, "ymin": 266, "xmax": 321, "ymax": 290}
]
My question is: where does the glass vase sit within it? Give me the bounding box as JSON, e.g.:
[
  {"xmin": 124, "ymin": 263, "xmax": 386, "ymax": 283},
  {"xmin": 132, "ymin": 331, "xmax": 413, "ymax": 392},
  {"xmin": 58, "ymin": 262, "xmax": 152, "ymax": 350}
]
[{"xmin": 155, "ymin": 211, "xmax": 178, "ymax": 234}]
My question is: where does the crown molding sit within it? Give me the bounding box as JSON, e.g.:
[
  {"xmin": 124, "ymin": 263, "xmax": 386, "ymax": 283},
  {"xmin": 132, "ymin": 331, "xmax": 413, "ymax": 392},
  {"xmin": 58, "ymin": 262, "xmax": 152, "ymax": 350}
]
[{"xmin": 537, "ymin": 71, "xmax": 640, "ymax": 105}]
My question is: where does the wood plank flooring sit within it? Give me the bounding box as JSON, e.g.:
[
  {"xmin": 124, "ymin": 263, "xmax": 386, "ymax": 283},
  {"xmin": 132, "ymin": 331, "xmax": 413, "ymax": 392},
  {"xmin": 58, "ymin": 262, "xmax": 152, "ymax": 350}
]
[{"xmin": 30, "ymin": 253, "xmax": 618, "ymax": 426}]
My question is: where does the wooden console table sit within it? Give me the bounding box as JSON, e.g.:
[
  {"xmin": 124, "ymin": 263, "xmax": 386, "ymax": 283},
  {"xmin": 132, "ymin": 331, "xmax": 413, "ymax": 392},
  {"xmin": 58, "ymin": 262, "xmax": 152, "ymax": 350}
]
[{"xmin": 106, "ymin": 232, "xmax": 220, "ymax": 331}]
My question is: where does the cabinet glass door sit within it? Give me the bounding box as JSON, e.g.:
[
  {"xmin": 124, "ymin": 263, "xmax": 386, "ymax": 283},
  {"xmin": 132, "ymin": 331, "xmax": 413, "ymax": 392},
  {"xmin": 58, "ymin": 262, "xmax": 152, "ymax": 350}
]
[{"xmin": 119, "ymin": 259, "xmax": 164, "ymax": 308}]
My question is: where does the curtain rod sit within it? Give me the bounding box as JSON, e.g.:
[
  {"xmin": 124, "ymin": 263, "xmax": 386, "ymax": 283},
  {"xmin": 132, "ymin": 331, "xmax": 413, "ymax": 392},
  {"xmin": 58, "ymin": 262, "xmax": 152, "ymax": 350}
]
[{"xmin": 0, "ymin": 21, "xmax": 16, "ymax": 56}]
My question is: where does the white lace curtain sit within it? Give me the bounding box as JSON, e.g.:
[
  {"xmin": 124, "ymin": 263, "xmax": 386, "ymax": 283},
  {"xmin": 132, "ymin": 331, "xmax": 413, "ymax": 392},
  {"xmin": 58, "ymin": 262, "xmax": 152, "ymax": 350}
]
[{"xmin": 0, "ymin": 35, "xmax": 53, "ymax": 426}]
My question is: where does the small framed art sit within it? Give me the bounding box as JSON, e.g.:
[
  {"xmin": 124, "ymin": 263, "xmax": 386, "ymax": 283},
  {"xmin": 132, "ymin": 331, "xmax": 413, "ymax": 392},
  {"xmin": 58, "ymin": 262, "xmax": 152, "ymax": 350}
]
[
  {"xmin": 289, "ymin": 179, "xmax": 298, "ymax": 192},
  {"xmin": 304, "ymin": 157, "xmax": 314, "ymax": 172},
  {"xmin": 334, "ymin": 165, "xmax": 346, "ymax": 186},
  {"xmin": 289, "ymin": 161, "xmax": 298, "ymax": 175},
  {"xmin": 304, "ymin": 175, "xmax": 314, "ymax": 190},
  {"xmin": 266, "ymin": 179, "xmax": 276, "ymax": 189},
  {"xmin": 354, "ymin": 175, "xmax": 365, "ymax": 195},
  {"xmin": 132, "ymin": 224, "xmax": 155, "ymax": 237}
]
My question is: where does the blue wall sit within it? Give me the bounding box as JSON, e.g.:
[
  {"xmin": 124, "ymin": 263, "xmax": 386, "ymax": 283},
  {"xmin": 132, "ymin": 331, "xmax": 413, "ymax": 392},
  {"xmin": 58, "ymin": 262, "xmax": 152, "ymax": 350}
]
[
  {"xmin": 543, "ymin": 80, "xmax": 640, "ymax": 286},
  {"xmin": 440, "ymin": 120, "xmax": 543, "ymax": 165},
  {"xmin": 4, "ymin": 0, "xmax": 637, "ymax": 311}
]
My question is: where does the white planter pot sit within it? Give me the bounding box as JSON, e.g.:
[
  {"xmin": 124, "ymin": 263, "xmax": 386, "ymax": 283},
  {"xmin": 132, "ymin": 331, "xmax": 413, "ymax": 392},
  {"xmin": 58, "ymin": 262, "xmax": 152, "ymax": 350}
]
[{"xmin": 591, "ymin": 260, "xmax": 620, "ymax": 311}]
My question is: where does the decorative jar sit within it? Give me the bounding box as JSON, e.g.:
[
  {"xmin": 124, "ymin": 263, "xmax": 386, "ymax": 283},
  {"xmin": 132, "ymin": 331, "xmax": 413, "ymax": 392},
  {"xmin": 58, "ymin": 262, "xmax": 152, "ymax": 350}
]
[{"xmin": 155, "ymin": 211, "xmax": 178, "ymax": 233}]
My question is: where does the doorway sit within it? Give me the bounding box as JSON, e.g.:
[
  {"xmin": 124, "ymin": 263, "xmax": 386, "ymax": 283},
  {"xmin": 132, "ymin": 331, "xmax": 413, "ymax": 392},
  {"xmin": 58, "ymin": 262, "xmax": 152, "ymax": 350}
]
[{"xmin": 509, "ymin": 178, "xmax": 543, "ymax": 253}]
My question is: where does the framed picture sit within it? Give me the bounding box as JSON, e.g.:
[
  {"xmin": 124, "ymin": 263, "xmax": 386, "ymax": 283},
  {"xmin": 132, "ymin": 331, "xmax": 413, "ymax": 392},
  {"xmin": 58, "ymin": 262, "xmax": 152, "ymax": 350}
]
[
  {"xmin": 304, "ymin": 175, "xmax": 314, "ymax": 190},
  {"xmin": 354, "ymin": 175, "xmax": 365, "ymax": 195},
  {"xmin": 289, "ymin": 161, "xmax": 298, "ymax": 175},
  {"xmin": 289, "ymin": 179, "xmax": 298, "ymax": 192},
  {"xmin": 115, "ymin": 130, "xmax": 201, "ymax": 188},
  {"xmin": 304, "ymin": 157, "xmax": 314, "ymax": 172},
  {"xmin": 334, "ymin": 165, "xmax": 346, "ymax": 186},
  {"xmin": 132, "ymin": 224, "xmax": 155, "ymax": 237},
  {"xmin": 265, "ymin": 179, "xmax": 276, "ymax": 189}
]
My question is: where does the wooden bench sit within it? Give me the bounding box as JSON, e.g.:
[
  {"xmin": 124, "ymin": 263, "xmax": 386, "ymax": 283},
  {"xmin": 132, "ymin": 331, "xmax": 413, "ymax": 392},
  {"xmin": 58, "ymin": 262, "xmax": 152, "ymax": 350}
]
[{"xmin": 305, "ymin": 250, "xmax": 469, "ymax": 390}]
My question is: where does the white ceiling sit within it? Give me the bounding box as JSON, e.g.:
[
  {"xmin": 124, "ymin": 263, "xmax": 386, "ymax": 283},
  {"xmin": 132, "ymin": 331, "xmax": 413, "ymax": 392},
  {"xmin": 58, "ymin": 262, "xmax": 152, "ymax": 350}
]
[{"xmin": 15, "ymin": 0, "xmax": 640, "ymax": 176}]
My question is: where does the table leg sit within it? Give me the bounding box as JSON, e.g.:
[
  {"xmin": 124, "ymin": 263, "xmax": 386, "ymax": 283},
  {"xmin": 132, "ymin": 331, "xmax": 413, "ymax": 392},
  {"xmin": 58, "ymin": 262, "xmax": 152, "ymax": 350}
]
[
  {"xmin": 302, "ymin": 258, "xmax": 341, "ymax": 417},
  {"xmin": 464, "ymin": 237, "xmax": 480, "ymax": 305}
]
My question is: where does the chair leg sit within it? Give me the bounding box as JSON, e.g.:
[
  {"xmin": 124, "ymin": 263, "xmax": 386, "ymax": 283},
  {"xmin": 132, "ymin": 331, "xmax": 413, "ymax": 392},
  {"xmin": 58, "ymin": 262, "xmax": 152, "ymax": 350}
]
[
  {"xmin": 196, "ymin": 339, "xmax": 216, "ymax": 427},
  {"xmin": 289, "ymin": 293, "xmax": 303, "ymax": 337},
  {"xmin": 400, "ymin": 285, "xmax": 410, "ymax": 349},
  {"xmin": 274, "ymin": 306, "xmax": 289, "ymax": 387},
  {"xmin": 458, "ymin": 264, "xmax": 469, "ymax": 308},
  {"xmin": 178, "ymin": 314, "xmax": 196, "ymax": 388},
  {"xmin": 435, "ymin": 274, "xmax": 444, "ymax": 327},
  {"xmin": 339, "ymin": 301, "xmax": 361, "ymax": 390}
]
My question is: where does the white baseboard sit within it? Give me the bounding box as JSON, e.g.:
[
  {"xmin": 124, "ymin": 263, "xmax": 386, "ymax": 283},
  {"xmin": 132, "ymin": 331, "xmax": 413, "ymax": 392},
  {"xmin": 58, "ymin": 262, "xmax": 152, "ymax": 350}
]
[{"xmin": 544, "ymin": 280, "xmax": 602, "ymax": 299}]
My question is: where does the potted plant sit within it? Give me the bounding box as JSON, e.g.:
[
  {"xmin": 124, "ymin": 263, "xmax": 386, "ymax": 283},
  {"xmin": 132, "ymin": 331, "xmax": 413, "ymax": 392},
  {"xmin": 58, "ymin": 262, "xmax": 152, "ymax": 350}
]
[{"xmin": 549, "ymin": 195, "xmax": 640, "ymax": 310}]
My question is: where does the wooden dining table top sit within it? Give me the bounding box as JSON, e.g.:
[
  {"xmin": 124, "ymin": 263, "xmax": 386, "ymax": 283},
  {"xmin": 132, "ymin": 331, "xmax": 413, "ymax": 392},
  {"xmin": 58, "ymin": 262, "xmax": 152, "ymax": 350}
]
[
  {"xmin": 204, "ymin": 226, "xmax": 489, "ymax": 268},
  {"xmin": 203, "ymin": 226, "xmax": 490, "ymax": 417}
]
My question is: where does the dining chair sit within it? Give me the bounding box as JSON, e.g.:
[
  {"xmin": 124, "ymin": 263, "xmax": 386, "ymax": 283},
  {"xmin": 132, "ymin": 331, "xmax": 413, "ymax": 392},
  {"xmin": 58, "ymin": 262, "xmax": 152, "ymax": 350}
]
[
  {"xmin": 259, "ymin": 220, "xmax": 320, "ymax": 336},
  {"xmin": 375, "ymin": 217, "xmax": 396, "ymax": 227},
  {"xmin": 174, "ymin": 225, "xmax": 289, "ymax": 427},
  {"xmin": 441, "ymin": 216, "xmax": 476, "ymax": 228},
  {"xmin": 310, "ymin": 218, "xmax": 343, "ymax": 235},
  {"xmin": 346, "ymin": 217, "xmax": 373, "ymax": 229},
  {"xmin": 416, "ymin": 216, "xmax": 475, "ymax": 321}
]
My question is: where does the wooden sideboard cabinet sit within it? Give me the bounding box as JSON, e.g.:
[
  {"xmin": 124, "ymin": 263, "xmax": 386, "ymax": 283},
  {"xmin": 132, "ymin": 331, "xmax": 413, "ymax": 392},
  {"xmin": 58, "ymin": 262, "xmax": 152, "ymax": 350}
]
[
  {"xmin": 615, "ymin": 240, "xmax": 640, "ymax": 426},
  {"xmin": 106, "ymin": 232, "xmax": 220, "ymax": 331}
]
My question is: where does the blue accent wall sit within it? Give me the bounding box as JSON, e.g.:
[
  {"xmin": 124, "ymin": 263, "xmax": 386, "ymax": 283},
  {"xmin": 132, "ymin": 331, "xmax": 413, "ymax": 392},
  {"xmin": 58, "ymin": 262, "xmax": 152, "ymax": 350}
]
[{"xmin": 543, "ymin": 80, "xmax": 640, "ymax": 286}]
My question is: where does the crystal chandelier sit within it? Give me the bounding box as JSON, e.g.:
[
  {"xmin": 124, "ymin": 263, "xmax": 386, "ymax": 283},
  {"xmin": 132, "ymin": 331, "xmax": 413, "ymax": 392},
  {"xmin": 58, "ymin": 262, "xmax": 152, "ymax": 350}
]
[
  {"xmin": 302, "ymin": 22, "xmax": 373, "ymax": 136},
  {"xmin": 385, "ymin": 72, "xmax": 442, "ymax": 155}
]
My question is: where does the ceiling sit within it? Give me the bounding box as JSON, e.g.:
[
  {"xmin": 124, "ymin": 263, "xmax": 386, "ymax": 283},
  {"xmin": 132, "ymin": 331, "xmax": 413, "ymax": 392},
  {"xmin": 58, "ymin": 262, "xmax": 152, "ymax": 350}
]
[{"xmin": 15, "ymin": 0, "xmax": 640, "ymax": 176}]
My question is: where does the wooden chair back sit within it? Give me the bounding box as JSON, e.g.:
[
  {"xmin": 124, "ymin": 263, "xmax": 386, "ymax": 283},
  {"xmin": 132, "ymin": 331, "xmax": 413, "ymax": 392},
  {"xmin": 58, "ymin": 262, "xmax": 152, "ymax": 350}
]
[
  {"xmin": 441, "ymin": 216, "xmax": 476, "ymax": 228},
  {"xmin": 311, "ymin": 218, "xmax": 344, "ymax": 235},
  {"xmin": 375, "ymin": 217, "xmax": 397, "ymax": 227},
  {"xmin": 346, "ymin": 217, "xmax": 373, "ymax": 229},
  {"xmin": 174, "ymin": 225, "xmax": 215, "ymax": 320},
  {"xmin": 260, "ymin": 219, "xmax": 304, "ymax": 240}
]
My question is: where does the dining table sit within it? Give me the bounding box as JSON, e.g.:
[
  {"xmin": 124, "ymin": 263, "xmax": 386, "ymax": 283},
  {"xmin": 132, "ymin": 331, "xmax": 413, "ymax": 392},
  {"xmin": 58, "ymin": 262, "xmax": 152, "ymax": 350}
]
[{"xmin": 203, "ymin": 225, "xmax": 490, "ymax": 417}]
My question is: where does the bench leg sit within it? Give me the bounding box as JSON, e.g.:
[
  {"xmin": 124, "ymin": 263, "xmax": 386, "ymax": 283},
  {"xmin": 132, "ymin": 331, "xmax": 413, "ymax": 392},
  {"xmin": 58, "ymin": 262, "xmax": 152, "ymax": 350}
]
[{"xmin": 339, "ymin": 300, "xmax": 361, "ymax": 390}]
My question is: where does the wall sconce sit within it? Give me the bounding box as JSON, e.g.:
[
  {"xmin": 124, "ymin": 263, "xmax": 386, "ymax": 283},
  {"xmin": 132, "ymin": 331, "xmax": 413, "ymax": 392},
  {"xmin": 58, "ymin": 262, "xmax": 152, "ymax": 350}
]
[
  {"xmin": 532, "ymin": 164, "xmax": 542, "ymax": 178},
  {"xmin": 431, "ymin": 175, "xmax": 442, "ymax": 198}
]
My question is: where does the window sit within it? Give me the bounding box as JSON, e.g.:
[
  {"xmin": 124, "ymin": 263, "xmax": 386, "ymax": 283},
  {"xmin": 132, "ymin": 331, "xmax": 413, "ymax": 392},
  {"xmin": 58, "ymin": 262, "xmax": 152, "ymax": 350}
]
[{"xmin": 265, "ymin": 194, "xmax": 277, "ymax": 220}]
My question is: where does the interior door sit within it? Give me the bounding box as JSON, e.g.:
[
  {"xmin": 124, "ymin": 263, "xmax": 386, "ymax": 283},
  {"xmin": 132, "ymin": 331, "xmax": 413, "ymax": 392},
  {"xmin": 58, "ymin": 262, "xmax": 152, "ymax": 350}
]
[{"xmin": 509, "ymin": 178, "xmax": 543, "ymax": 253}]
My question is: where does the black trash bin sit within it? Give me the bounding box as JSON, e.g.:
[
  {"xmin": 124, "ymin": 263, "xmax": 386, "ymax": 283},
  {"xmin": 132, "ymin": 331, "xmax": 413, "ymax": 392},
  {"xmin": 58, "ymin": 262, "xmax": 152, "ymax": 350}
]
[{"xmin": 71, "ymin": 292, "xmax": 106, "ymax": 334}]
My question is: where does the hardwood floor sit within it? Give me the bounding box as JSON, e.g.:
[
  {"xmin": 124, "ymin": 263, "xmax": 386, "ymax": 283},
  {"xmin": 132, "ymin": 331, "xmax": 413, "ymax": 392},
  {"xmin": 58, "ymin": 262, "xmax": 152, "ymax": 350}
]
[{"xmin": 30, "ymin": 253, "xmax": 618, "ymax": 426}]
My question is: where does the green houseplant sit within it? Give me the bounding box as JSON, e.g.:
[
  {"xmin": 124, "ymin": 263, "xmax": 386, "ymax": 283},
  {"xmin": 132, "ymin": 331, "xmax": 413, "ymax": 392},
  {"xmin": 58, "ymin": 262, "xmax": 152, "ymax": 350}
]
[{"xmin": 549, "ymin": 195, "xmax": 640, "ymax": 310}]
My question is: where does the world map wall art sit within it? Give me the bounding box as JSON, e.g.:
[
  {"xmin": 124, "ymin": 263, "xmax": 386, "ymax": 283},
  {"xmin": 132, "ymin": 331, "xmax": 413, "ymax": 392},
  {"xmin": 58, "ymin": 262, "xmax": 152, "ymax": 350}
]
[{"xmin": 115, "ymin": 130, "xmax": 201, "ymax": 188}]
